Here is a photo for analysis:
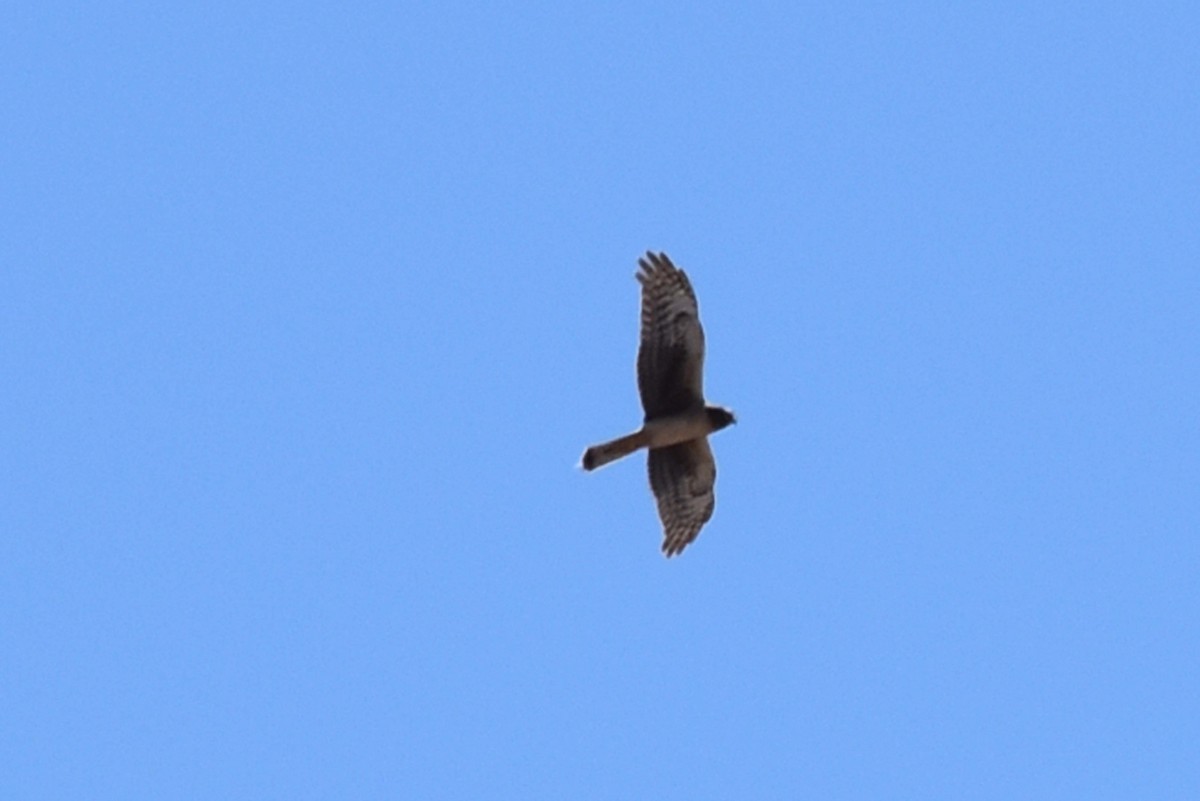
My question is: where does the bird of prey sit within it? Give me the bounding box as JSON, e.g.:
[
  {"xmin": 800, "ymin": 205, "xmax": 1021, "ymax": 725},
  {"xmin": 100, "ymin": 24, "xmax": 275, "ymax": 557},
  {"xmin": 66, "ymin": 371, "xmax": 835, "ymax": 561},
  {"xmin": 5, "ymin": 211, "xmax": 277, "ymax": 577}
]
[{"xmin": 582, "ymin": 251, "xmax": 735, "ymax": 557}]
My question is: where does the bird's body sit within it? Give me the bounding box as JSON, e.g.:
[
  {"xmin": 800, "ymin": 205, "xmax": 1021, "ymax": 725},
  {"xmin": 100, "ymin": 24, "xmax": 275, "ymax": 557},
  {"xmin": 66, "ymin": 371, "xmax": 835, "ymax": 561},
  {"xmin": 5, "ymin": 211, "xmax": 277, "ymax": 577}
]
[{"xmin": 582, "ymin": 252, "xmax": 735, "ymax": 557}]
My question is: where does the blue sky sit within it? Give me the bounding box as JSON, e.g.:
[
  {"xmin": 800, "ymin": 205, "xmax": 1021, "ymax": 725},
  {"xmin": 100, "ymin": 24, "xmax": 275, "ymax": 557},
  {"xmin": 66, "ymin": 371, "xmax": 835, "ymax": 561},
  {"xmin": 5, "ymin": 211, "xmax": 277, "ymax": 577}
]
[{"xmin": 3, "ymin": 2, "xmax": 1198, "ymax": 798}]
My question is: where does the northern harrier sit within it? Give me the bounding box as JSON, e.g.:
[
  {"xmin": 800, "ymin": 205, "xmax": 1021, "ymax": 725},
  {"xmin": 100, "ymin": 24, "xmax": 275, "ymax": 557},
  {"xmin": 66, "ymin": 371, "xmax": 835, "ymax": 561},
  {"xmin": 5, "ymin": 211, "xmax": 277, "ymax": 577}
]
[{"xmin": 582, "ymin": 251, "xmax": 735, "ymax": 557}]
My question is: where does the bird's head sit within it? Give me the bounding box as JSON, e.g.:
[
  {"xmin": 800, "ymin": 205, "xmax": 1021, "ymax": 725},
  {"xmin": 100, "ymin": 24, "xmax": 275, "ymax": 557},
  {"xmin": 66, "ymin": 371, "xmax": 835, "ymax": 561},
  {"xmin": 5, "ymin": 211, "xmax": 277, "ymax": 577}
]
[{"xmin": 705, "ymin": 406, "xmax": 737, "ymax": 432}]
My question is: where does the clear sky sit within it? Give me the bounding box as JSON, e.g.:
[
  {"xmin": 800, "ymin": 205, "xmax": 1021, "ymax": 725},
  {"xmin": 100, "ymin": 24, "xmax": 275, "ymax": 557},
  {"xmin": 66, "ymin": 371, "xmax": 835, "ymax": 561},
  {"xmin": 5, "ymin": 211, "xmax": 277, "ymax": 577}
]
[{"xmin": 3, "ymin": 2, "xmax": 1198, "ymax": 799}]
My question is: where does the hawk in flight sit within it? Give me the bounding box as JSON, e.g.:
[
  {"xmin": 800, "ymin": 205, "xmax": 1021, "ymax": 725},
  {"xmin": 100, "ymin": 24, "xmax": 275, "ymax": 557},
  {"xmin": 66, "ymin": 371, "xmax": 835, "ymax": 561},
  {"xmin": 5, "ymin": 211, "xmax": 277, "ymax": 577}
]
[{"xmin": 582, "ymin": 252, "xmax": 736, "ymax": 557}]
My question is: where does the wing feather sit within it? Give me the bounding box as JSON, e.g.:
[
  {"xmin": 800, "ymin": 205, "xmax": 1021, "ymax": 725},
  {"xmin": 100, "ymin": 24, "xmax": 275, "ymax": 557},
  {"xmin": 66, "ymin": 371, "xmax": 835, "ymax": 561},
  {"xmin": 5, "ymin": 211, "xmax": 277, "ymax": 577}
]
[
  {"xmin": 636, "ymin": 252, "xmax": 705, "ymax": 419},
  {"xmin": 647, "ymin": 438, "xmax": 717, "ymax": 557}
]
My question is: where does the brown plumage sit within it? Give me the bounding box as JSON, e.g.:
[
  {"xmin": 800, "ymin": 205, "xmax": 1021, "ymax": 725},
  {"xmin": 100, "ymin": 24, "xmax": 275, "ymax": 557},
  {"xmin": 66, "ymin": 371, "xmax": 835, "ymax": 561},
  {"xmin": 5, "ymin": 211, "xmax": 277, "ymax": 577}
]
[{"xmin": 582, "ymin": 251, "xmax": 735, "ymax": 557}]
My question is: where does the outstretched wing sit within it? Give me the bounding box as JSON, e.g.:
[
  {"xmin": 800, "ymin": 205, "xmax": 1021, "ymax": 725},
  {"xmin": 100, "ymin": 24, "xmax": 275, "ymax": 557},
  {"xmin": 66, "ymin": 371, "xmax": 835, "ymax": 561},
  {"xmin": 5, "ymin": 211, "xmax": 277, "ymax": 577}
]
[
  {"xmin": 636, "ymin": 252, "xmax": 705, "ymax": 419},
  {"xmin": 647, "ymin": 438, "xmax": 717, "ymax": 557}
]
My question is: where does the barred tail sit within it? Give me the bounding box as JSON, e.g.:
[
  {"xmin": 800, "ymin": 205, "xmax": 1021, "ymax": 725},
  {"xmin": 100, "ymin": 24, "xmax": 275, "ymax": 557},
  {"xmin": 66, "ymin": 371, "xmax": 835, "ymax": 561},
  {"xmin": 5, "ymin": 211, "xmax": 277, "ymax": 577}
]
[{"xmin": 581, "ymin": 430, "xmax": 649, "ymax": 471}]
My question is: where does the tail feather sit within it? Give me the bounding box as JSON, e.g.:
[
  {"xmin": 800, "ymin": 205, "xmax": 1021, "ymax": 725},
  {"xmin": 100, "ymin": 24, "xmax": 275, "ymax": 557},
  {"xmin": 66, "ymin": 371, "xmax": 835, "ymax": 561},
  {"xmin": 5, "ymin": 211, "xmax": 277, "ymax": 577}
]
[{"xmin": 581, "ymin": 430, "xmax": 649, "ymax": 471}]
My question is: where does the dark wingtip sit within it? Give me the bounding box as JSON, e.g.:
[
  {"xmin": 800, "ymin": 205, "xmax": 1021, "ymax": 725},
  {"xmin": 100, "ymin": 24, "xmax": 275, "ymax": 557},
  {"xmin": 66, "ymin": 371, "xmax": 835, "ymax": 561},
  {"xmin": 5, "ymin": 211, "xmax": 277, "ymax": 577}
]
[
  {"xmin": 581, "ymin": 448, "xmax": 597, "ymax": 471},
  {"xmin": 637, "ymin": 250, "xmax": 673, "ymax": 279}
]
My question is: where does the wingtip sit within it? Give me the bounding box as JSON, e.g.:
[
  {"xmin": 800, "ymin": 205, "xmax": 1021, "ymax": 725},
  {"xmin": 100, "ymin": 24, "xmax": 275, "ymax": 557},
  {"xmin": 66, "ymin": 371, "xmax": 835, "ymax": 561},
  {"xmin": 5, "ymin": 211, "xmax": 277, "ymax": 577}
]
[
  {"xmin": 661, "ymin": 540, "xmax": 686, "ymax": 558},
  {"xmin": 636, "ymin": 250, "xmax": 675, "ymax": 282}
]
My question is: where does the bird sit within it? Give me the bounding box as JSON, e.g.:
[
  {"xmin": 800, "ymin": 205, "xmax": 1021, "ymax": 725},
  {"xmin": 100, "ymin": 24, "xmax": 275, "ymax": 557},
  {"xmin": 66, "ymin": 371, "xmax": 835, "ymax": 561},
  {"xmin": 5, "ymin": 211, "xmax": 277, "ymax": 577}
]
[{"xmin": 582, "ymin": 251, "xmax": 735, "ymax": 557}]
